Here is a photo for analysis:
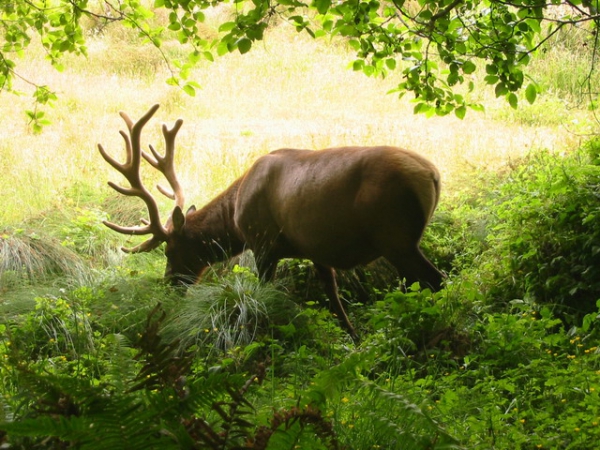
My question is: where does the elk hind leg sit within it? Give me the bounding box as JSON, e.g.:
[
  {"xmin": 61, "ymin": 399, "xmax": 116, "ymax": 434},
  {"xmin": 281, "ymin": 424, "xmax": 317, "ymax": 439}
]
[{"xmin": 386, "ymin": 247, "xmax": 444, "ymax": 292}]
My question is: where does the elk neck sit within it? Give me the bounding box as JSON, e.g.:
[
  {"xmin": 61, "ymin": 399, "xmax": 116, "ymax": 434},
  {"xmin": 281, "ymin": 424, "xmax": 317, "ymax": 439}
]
[{"xmin": 182, "ymin": 178, "xmax": 245, "ymax": 262}]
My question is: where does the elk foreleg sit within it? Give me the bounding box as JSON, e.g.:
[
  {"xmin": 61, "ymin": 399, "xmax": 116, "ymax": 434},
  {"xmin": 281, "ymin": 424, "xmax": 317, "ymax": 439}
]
[
  {"xmin": 255, "ymin": 255, "xmax": 278, "ymax": 282},
  {"xmin": 314, "ymin": 263, "xmax": 358, "ymax": 342}
]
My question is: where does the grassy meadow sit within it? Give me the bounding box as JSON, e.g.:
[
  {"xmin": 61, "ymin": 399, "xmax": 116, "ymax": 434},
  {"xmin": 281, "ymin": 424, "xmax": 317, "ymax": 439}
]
[
  {"xmin": 1, "ymin": 11, "xmax": 595, "ymax": 226},
  {"xmin": 2, "ymin": 7, "xmax": 600, "ymax": 449}
]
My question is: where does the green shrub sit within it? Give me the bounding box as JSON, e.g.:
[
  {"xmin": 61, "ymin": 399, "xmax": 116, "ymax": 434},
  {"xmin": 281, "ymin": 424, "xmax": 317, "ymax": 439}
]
[{"xmin": 461, "ymin": 143, "xmax": 600, "ymax": 322}]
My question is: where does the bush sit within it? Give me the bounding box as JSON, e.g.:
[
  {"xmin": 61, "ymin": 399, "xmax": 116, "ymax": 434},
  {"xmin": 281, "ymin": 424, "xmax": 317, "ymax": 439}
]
[{"xmin": 458, "ymin": 142, "xmax": 600, "ymax": 323}]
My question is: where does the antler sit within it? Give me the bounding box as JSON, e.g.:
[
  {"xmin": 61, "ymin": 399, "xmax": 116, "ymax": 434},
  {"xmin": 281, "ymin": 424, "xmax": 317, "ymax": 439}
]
[
  {"xmin": 142, "ymin": 119, "xmax": 185, "ymax": 210},
  {"xmin": 98, "ymin": 104, "xmax": 185, "ymax": 253}
]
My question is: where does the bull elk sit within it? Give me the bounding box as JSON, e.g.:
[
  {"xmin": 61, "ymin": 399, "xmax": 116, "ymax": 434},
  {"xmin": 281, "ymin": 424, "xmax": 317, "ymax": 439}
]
[{"xmin": 99, "ymin": 104, "xmax": 444, "ymax": 340}]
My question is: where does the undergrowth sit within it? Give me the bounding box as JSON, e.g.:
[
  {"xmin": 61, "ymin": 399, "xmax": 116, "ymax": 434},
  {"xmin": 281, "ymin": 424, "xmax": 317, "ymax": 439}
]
[{"xmin": 1, "ymin": 143, "xmax": 600, "ymax": 448}]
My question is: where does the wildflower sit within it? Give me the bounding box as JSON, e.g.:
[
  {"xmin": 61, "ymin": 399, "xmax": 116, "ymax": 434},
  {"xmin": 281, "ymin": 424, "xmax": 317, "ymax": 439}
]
[
  {"xmin": 520, "ymin": 419, "xmax": 526, "ymax": 424},
  {"xmin": 341, "ymin": 397, "xmax": 350, "ymax": 403},
  {"xmin": 574, "ymin": 427, "xmax": 581, "ymax": 432}
]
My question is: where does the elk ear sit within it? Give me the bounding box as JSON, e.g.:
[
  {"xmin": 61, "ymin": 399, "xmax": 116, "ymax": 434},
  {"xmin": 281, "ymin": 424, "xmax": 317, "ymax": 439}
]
[
  {"xmin": 186, "ymin": 205, "xmax": 196, "ymax": 215},
  {"xmin": 172, "ymin": 206, "xmax": 186, "ymax": 234}
]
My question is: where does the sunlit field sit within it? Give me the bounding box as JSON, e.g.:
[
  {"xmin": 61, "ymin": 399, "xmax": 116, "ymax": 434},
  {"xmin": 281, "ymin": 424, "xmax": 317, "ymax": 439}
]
[{"xmin": 0, "ymin": 12, "xmax": 594, "ymax": 226}]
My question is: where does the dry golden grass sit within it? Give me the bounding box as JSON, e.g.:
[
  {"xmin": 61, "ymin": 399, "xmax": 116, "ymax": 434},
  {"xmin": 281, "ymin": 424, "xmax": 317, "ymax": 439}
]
[{"xmin": 0, "ymin": 19, "xmax": 592, "ymax": 225}]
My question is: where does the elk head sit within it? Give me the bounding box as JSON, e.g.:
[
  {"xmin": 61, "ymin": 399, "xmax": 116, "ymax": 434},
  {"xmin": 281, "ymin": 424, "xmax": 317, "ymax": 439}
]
[{"xmin": 98, "ymin": 104, "xmax": 213, "ymax": 285}]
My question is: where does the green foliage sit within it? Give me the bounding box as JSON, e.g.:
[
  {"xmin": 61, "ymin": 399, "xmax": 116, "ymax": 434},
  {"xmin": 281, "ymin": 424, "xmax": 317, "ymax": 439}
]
[
  {"xmin": 0, "ymin": 227, "xmax": 89, "ymax": 289},
  {"xmin": 472, "ymin": 143, "xmax": 600, "ymax": 322},
  {"xmin": 162, "ymin": 263, "xmax": 300, "ymax": 353},
  {"xmin": 3, "ymin": 0, "xmax": 600, "ymax": 125},
  {"xmin": 4, "ymin": 134, "xmax": 600, "ymax": 448}
]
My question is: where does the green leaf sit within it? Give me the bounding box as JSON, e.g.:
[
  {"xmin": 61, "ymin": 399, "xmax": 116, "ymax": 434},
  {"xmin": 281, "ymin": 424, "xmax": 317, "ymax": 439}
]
[
  {"xmin": 203, "ymin": 51, "xmax": 214, "ymax": 62},
  {"xmin": 315, "ymin": 0, "xmax": 332, "ymax": 15},
  {"xmin": 508, "ymin": 92, "xmax": 518, "ymax": 109},
  {"xmin": 455, "ymin": 105, "xmax": 467, "ymax": 119},
  {"xmin": 495, "ymin": 82, "xmax": 508, "ymax": 97},
  {"xmin": 237, "ymin": 38, "xmax": 252, "ymax": 54},
  {"xmin": 462, "ymin": 60, "xmax": 476, "ymax": 74},
  {"xmin": 182, "ymin": 83, "xmax": 196, "ymax": 97},
  {"xmin": 217, "ymin": 41, "xmax": 230, "ymax": 56},
  {"xmin": 348, "ymin": 39, "xmax": 361, "ymax": 51},
  {"xmin": 219, "ymin": 22, "xmax": 237, "ymax": 32},
  {"xmin": 525, "ymin": 83, "xmax": 537, "ymax": 104}
]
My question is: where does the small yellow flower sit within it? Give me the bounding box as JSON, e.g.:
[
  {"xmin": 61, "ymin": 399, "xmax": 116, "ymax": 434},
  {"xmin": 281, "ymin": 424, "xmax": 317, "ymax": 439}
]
[
  {"xmin": 561, "ymin": 399, "xmax": 567, "ymax": 403},
  {"xmin": 520, "ymin": 419, "xmax": 526, "ymax": 424},
  {"xmin": 574, "ymin": 427, "xmax": 581, "ymax": 432},
  {"xmin": 341, "ymin": 397, "xmax": 350, "ymax": 403}
]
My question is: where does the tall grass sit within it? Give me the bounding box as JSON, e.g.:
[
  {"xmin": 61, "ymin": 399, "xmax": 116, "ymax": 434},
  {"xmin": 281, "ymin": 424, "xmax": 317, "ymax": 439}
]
[{"xmin": 0, "ymin": 9, "xmax": 596, "ymax": 228}]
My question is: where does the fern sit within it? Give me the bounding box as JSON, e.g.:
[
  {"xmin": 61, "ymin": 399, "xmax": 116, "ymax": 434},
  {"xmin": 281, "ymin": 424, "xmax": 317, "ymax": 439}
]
[
  {"xmin": 252, "ymin": 405, "xmax": 340, "ymax": 450},
  {"xmin": 0, "ymin": 302, "xmax": 344, "ymax": 450},
  {"xmin": 129, "ymin": 303, "xmax": 194, "ymax": 393}
]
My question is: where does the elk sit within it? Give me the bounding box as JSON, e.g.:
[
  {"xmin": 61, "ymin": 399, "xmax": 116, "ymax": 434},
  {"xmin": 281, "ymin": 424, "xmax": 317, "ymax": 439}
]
[{"xmin": 99, "ymin": 104, "xmax": 444, "ymax": 340}]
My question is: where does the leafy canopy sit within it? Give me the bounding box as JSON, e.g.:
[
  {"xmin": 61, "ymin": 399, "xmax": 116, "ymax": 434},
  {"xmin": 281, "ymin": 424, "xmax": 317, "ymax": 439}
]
[{"xmin": 1, "ymin": 0, "xmax": 599, "ymax": 121}]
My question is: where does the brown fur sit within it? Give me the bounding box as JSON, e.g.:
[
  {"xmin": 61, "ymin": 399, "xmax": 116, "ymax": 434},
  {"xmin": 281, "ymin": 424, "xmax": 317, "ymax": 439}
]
[{"xmin": 167, "ymin": 146, "xmax": 444, "ymax": 340}]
